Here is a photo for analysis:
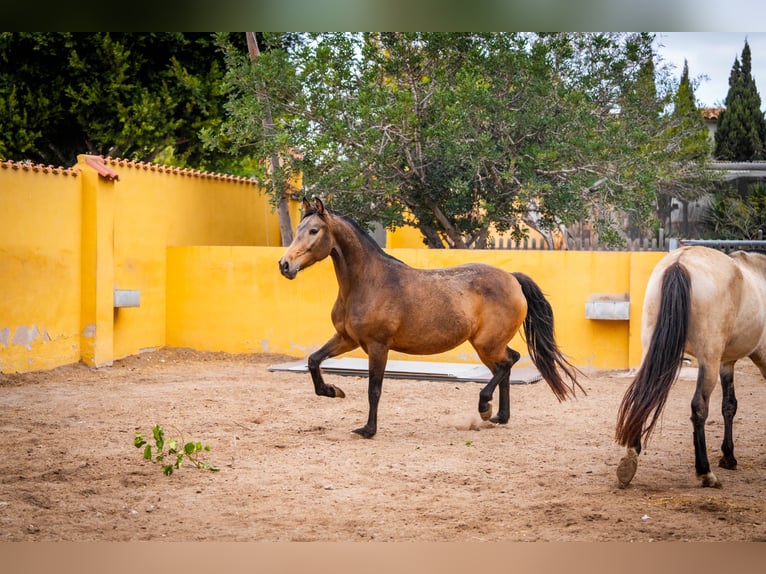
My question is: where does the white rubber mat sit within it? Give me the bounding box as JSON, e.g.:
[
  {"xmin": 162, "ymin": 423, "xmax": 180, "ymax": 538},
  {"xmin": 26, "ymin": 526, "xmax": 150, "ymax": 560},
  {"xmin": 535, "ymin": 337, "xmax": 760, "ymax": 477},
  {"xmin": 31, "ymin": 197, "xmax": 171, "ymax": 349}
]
[{"xmin": 269, "ymin": 357, "xmax": 542, "ymax": 384}]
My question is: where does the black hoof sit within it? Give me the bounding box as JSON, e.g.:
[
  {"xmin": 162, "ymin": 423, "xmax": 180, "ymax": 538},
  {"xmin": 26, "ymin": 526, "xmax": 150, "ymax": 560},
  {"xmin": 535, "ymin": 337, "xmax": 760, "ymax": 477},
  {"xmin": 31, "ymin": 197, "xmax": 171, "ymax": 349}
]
[
  {"xmin": 719, "ymin": 456, "xmax": 737, "ymax": 470},
  {"xmin": 352, "ymin": 426, "xmax": 376, "ymax": 439},
  {"xmin": 490, "ymin": 415, "xmax": 509, "ymax": 424}
]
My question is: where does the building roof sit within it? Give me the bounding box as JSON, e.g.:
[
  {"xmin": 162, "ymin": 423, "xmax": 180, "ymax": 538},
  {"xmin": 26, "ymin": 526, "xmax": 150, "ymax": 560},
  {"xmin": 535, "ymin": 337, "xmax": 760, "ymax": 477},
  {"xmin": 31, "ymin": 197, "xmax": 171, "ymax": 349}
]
[{"xmin": 701, "ymin": 107, "xmax": 725, "ymax": 121}]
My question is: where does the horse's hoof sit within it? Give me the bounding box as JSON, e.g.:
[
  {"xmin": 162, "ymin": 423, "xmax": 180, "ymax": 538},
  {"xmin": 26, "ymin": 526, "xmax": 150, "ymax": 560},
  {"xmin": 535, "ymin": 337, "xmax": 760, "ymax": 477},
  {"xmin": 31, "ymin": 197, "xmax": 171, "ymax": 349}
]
[
  {"xmin": 616, "ymin": 450, "xmax": 638, "ymax": 488},
  {"xmin": 328, "ymin": 385, "xmax": 345, "ymax": 398},
  {"xmin": 352, "ymin": 426, "xmax": 375, "ymax": 439},
  {"xmin": 699, "ymin": 472, "xmax": 722, "ymax": 488},
  {"xmin": 489, "ymin": 415, "xmax": 509, "ymax": 424},
  {"xmin": 479, "ymin": 404, "xmax": 492, "ymax": 421},
  {"xmin": 718, "ymin": 456, "xmax": 737, "ymax": 470}
]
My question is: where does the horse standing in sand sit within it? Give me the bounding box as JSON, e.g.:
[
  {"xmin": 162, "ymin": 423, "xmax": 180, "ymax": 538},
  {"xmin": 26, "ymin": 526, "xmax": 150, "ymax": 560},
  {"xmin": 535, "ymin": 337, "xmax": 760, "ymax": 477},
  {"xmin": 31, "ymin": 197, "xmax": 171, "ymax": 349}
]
[
  {"xmin": 278, "ymin": 198, "xmax": 583, "ymax": 438},
  {"xmin": 615, "ymin": 245, "xmax": 766, "ymax": 488}
]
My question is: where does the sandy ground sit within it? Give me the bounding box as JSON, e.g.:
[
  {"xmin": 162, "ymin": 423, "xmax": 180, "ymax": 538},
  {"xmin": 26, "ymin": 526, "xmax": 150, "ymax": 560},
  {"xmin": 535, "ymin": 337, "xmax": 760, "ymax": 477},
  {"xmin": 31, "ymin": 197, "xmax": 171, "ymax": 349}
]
[{"xmin": 0, "ymin": 348, "xmax": 764, "ymax": 542}]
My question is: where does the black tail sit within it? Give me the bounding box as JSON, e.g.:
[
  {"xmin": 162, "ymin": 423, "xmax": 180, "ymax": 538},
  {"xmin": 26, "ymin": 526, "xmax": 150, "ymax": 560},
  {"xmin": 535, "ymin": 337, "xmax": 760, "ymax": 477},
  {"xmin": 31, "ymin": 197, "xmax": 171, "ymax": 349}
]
[
  {"xmin": 615, "ymin": 261, "xmax": 690, "ymax": 447},
  {"xmin": 512, "ymin": 272, "xmax": 584, "ymax": 401}
]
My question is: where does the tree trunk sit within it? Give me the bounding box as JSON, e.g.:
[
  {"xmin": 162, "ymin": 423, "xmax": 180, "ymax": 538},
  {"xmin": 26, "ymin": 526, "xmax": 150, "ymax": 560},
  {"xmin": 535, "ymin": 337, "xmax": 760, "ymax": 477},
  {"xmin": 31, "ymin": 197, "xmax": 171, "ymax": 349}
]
[
  {"xmin": 418, "ymin": 223, "xmax": 446, "ymax": 248},
  {"xmin": 424, "ymin": 199, "xmax": 467, "ymax": 248},
  {"xmin": 246, "ymin": 32, "xmax": 293, "ymax": 246}
]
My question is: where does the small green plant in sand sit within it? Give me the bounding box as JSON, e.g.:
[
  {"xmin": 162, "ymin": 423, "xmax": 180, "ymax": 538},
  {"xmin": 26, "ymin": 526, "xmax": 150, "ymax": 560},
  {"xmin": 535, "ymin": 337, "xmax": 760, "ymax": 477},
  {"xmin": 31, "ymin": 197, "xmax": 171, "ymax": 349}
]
[{"xmin": 134, "ymin": 424, "xmax": 219, "ymax": 475}]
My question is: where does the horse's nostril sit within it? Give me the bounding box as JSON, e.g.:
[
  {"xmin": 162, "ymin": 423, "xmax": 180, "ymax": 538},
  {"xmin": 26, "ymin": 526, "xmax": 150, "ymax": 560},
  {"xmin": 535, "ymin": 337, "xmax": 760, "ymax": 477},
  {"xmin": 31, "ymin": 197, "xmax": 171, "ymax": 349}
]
[{"xmin": 279, "ymin": 259, "xmax": 292, "ymax": 277}]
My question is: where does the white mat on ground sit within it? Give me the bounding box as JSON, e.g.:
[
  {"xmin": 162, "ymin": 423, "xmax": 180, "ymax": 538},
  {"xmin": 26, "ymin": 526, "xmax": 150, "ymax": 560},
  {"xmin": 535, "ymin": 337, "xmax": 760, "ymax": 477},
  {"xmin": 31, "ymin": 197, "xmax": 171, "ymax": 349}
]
[{"xmin": 269, "ymin": 357, "xmax": 542, "ymax": 384}]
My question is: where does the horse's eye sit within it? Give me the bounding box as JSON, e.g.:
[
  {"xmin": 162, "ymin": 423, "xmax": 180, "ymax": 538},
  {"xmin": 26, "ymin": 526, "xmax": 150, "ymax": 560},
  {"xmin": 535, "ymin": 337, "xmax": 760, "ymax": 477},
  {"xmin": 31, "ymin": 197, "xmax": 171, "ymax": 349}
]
[{"xmin": 309, "ymin": 228, "xmax": 319, "ymax": 235}]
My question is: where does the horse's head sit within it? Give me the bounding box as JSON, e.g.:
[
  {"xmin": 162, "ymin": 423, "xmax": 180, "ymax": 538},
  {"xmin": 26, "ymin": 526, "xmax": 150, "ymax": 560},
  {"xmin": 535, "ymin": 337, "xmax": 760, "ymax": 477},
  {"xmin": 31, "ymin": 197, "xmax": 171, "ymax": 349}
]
[{"xmin": 278, "ymin": 197, "xmax": 334, "ymax": 279}]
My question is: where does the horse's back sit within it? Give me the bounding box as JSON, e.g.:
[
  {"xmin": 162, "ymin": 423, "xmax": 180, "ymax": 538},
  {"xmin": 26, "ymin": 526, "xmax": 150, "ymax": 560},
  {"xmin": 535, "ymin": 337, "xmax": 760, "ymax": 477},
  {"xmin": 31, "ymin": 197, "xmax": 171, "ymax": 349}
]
[
  {"xmin": 643, "ymin": 246, "xmax": 766, "ymax": 362},
  {"xmin": 381, "ymin": 262, "xmax": 525, "ymax": 355}
]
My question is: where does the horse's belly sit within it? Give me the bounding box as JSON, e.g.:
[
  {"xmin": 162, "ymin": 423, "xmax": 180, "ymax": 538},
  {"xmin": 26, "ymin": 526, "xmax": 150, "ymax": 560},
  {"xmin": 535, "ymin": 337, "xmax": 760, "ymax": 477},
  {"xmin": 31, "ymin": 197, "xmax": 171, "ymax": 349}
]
[{"xmin": 389, "ymin": 320, "xmax": 473, "ymax": 356}]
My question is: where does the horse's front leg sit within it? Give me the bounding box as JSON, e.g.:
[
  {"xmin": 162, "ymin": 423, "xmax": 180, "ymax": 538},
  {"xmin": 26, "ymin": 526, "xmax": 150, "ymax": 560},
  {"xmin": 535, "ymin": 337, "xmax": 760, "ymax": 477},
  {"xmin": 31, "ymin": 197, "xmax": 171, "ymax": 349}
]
[
  {"xmin": 691, "ymin": 364, "xmax": 721, "ymax": 488},
  {"xmin": 308, "ymin": 333, "xmax": 358, "ymax": 399},
  {"xmin": 352, "ymin": 343, "xmax": 388, "ymax": 439},
  {"xmin": 718, "ymin": 362, "xmax": 738, "ymax": 470}
]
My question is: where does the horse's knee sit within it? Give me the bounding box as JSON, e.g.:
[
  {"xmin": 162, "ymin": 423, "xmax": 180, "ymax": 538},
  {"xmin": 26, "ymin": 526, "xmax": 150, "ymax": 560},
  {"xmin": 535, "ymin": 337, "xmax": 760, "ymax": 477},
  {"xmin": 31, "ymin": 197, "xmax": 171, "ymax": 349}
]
[{"xmin": 307, "ymin": 354, "xmax": 322, "ymax": 372}]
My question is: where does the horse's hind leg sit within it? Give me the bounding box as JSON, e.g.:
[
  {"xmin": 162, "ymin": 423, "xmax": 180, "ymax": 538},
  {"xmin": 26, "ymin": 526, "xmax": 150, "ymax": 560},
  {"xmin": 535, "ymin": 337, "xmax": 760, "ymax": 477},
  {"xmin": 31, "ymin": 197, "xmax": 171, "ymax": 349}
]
[
  {"xmin": 719, "ymin": 361, "xmax": 738, "ymax": 470},
  {"xmin": 691, "ymin": 362, "xmax": 721, "ymax": 487},
  {"xmin": 308, "ymin": 333, "xmax": 358, "ymax": 399},
  {"xmin": 617, "ymin": 439, "xmax": 642, "ymax": 489},
  {"xmin": 477, "ymin": 348, "xmax": 520, "ymax": 423}
]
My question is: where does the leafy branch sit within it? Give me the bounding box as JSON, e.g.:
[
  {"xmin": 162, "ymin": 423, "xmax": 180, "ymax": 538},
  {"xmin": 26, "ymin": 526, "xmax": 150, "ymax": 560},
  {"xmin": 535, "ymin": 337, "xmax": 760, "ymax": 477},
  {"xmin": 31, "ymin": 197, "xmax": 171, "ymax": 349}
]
[{"xmin": 134, "ymin": 424, "xmax": 219, "ymax": 476}]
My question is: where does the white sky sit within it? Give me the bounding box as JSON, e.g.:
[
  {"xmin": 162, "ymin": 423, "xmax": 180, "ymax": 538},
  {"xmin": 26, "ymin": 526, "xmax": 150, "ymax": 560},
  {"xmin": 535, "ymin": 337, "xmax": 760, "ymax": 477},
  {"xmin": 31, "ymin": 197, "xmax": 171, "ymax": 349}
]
[{"xmin": 654, "ymin": 32, "xmax": 766, "ymax": 109}]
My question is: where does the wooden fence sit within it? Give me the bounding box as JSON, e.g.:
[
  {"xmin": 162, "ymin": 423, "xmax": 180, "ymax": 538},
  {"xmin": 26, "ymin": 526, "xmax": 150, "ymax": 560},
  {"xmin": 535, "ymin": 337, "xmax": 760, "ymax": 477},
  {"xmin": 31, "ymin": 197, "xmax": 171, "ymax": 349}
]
[{"xmin": 488, "ymin": 233, "xmax": 671, "ymax": 252}]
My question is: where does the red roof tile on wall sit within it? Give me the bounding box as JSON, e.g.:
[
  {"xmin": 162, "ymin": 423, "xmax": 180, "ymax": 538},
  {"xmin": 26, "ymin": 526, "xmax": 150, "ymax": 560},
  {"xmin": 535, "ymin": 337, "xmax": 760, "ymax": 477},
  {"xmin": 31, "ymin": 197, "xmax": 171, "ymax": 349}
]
[
  {"xmin": 0, "ymin": 159, "xmax": 79, "ymax": 176},
  {"xmin": 2, "ymin": 155, "xmax": 262, "ymax": 184},
  {"xmin": 83, "ymin": 155, "xmax": 120, "ymax": 181},
  {"xmin": 701, "ymin": 107, "xmax": 724, "ymax": 120},
  {"xmin": 102, "ymin": 156, "xmax": 260, "ymax": 184}
]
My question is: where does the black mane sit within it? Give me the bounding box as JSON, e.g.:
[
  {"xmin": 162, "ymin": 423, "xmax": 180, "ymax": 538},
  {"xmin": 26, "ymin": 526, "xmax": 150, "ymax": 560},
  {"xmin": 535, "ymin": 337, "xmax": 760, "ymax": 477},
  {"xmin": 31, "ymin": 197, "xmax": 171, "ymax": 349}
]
[{"xmin": 305, "ymin": 206, "xmax": 405, "ymax": 266}]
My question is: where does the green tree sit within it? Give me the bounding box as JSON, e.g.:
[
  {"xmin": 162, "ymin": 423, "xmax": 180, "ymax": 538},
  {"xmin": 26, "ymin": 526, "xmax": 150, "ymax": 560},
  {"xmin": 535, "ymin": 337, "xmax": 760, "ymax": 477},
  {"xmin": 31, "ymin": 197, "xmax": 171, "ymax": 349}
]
[
  {"xmin": 208, "ymin": 32, "xmax": 710, "ymax": 247},
  {"xmin": 714, "ymin": 39, "xmax": 766, "ymax": 161},
  {"xmin": 0, "ymin": 32, "xmax": 235, "ymax": 170},
  {"xmin": 656, "ymin": 59, "xmax": 713, "ymax": 235},
  {"xmin": 704, "ymin": 182, "xmax": 766, "ymax": 239}
]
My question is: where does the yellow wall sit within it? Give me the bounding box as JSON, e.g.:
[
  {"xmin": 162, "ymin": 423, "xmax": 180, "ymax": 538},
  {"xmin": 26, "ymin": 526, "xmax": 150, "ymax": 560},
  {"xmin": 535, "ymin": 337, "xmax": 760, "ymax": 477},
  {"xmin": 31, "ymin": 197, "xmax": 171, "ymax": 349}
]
[
  {"xmin": 0, "ymin": 163, "xmax": 83, "ymax": 372},
  {"xmin": 166, "ymin": 245, "xmax": 666, "ymax": 370},
  {"xmin": 1, "ymin": 156, "xmax": 296, "ymax": 373},
  {"xmin": 1, "ymin": 155, "xmax": 666, "ymax": 374}
]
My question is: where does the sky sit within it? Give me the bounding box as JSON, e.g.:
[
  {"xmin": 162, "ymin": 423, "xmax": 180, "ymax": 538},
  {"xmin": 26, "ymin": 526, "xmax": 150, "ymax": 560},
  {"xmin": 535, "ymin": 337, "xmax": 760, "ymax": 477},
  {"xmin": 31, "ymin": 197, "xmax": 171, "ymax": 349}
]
[{"xmin": 654, "ymin": 32, "xmax": 766, "ymax": 109}]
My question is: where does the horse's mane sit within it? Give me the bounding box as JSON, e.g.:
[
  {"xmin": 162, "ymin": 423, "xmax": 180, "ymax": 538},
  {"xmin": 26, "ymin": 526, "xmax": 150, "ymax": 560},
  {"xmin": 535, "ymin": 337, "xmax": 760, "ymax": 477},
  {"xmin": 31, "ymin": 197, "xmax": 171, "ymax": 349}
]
[{"xmin": 304, "ymin": 206, "xmax": 406, "ymax": 266}]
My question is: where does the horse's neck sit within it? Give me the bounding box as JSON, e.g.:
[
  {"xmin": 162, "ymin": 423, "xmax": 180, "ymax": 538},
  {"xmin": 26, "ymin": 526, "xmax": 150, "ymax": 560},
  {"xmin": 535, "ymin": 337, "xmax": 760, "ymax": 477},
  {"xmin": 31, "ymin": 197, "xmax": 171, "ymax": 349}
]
[{"xmin": 329, "ymin": 218, "xmax": 392, "ymax": 294}]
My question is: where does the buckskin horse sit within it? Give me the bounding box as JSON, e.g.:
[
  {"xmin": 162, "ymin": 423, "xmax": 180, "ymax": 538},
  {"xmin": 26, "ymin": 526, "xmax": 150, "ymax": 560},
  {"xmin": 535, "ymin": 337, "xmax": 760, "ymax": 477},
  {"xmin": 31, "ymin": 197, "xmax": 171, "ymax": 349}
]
[
  {"xmin": 278, "ymin": 198, "xmax": 583, "ymax": 438},
  {"xmin": 615, "ymin": 245, "xmax": 766, "ymax": 488}
]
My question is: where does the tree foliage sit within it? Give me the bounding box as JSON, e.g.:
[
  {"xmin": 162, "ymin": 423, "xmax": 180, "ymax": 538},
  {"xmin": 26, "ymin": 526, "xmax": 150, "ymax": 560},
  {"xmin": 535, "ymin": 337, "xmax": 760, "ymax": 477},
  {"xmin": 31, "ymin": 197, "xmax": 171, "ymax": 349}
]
[
  {"xmin": 0, "ymin": 32, "xmax": 236, "ymax": 170},
  {"xmin": 655, "ymin": 59, "xmax": 714, "ymax": 234},
  {"xmin": 704, "ymin": 182, "xmax": 766, "ymax": 239},
  {"xmin": 714, "ymin": 39, "xmax": 766, "ymax": 161},
  {"xmin": 207, "ymin": 32, "xmax": 714, "ymax": 248}
]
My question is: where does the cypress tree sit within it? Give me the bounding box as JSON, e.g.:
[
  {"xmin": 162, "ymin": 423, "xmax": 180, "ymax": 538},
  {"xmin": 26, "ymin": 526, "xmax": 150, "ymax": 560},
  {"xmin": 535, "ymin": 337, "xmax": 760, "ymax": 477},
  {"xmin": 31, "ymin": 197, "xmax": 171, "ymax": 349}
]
[
  {"xmin": 674, "ymin": 59, "xmax": 710, "ymax": 160},
  {"xmin": 715, "ymin": 40, "xmax": 766, "ymax": 161}
]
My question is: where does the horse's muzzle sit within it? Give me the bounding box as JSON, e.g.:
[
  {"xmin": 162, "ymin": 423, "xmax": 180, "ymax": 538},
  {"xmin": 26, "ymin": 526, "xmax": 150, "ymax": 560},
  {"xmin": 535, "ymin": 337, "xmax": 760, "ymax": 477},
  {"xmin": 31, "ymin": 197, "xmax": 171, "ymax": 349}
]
[{"xmin": 278, "ymin": 258, "xmax": 298, "ymax": 279}]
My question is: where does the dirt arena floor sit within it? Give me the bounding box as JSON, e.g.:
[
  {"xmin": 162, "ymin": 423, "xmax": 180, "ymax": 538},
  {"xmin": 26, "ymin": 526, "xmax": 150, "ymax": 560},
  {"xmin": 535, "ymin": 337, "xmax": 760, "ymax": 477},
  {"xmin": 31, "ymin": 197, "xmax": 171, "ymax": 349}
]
[{"xmin": 1, "ymin": 348, "xmax": 764, "ymax": 542}]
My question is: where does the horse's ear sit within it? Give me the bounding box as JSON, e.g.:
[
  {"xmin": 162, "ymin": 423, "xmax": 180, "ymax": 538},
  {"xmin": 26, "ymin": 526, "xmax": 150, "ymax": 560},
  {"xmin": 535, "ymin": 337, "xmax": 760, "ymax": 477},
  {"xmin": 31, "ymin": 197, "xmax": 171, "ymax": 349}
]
[
  {"xmin": 313, "ymin": 196, "xmax": 326, "ymax": 215},
  {"xmin": 301, "ymin": 198, "xmax": 311, "ymax": 217}
]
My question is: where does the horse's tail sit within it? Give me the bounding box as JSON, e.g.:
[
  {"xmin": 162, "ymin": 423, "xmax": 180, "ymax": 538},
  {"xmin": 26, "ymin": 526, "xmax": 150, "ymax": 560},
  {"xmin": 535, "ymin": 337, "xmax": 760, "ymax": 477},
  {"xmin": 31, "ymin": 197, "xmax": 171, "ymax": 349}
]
[
  {"xmin": 615, "ymin": 261, "xmax": 691, "ymax": 447},
  {"xmin": 512, "ymin": 272, "xmax": 585, "ymax": 401}
]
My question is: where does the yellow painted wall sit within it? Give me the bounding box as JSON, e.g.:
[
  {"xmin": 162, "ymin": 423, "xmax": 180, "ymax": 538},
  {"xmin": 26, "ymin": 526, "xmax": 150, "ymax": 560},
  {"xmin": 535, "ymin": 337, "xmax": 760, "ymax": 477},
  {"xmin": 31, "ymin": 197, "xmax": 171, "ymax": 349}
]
[
  {"xmin": 1, "ymin": 154, "xmax": 666, "ymax": 374},
  {"xmin": 105, "ymin": 159, "xmax": 285, "ymax": 361},
  {"xmin": 0, "ymin": 164, "xmax": 82, "ymax": 372},
  {"xmin": 1, "ymin": 156, "xmax": 297, "ymax": 373},
  {"xmin": 166, "ymin": 245, "xmax": 666, "ymax": 370}
]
